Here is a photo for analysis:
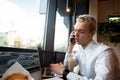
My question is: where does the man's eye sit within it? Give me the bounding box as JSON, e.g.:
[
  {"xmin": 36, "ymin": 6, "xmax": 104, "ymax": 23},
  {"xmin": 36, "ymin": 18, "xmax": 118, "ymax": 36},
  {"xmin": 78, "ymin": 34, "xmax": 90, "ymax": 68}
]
[{"xmin": 80, "ymin": 32, "xmax": 85, "ymax": 33}]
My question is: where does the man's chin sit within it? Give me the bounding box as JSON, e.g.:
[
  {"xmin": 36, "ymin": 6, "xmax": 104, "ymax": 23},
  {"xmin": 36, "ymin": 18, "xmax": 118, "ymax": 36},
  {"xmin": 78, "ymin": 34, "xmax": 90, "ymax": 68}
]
[
  {"xmin": 76, "ymin": 41, "xmax": 84, "ymax": 45},
  {"xmin": 76, "ymin": 42, "xmax": 80, "ymax": 44}
]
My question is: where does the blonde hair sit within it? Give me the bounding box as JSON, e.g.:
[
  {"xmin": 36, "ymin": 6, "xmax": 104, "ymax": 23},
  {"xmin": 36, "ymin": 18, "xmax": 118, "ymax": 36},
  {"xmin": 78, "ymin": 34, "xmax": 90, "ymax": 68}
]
[{"xmin": 76, "ymin": 14, "xmax": 97, "ymax": 33}]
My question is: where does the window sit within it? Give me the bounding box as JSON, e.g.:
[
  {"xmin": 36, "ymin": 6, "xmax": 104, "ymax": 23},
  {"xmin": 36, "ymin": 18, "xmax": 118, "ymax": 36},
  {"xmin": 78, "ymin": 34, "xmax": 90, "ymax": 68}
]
[
  {"xmin": 0, "ymin": 0, "xmax": 46, "ymax": 49},
  {"xmin": 54, "ymin": 12, "xmax": 69, "ymax": 52},
  {"xmin": 0, "ymin": 0, "xmax": 47, "ymax": 76}
]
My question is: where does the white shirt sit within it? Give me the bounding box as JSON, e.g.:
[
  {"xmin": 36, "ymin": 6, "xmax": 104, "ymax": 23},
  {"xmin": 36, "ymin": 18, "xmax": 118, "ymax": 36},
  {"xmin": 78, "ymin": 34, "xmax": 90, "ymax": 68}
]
[{"xmin": 64, "ymin": 40, "xmax": 120, "ymax": 80}]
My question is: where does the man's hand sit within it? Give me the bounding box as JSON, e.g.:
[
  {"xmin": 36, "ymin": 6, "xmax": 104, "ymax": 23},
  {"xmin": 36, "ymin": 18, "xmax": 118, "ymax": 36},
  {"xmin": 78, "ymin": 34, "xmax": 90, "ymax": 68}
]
[
  {"xmin": 68, "ymin": 31, "xmax": 75, "ymax": 53},
  {"xmin": 49, "ymin": 63, "xmax": 65, "ymax": 75}
]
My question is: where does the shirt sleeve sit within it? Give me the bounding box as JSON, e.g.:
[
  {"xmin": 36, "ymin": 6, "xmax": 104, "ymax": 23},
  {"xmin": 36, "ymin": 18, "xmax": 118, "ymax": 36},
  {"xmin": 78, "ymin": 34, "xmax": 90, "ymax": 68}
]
[{"xmin": 66, "ymin": 49, "xmax": 116, "ymax": 80}]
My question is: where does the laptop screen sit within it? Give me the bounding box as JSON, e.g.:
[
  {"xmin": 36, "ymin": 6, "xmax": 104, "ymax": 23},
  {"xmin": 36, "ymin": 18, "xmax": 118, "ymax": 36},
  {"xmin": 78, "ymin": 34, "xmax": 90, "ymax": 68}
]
[
  {"xmin": 37, "ymin": 48, "xmax": 65, "ymax": 78},
  {"xmin": 37, "ymin": 48, "xmax": 65, "ymax": 68}
]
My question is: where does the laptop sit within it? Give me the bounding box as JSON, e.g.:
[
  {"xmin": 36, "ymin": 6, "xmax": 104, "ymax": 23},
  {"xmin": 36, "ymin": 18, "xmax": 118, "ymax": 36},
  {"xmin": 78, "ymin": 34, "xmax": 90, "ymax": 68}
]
[{"xmin": 37, "ymin": 48, "xmax": 65, "ymax": 79}]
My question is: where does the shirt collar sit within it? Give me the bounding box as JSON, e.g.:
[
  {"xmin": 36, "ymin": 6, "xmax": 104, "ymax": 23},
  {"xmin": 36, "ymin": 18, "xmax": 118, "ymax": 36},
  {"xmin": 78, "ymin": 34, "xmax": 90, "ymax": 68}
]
[{"xmin": 79, "ymin": 40, "xmax": 97, "ymax": 53}]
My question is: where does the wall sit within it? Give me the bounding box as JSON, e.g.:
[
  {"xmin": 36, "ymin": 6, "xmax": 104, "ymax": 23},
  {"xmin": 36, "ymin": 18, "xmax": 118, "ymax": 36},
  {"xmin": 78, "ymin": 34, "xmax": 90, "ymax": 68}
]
[
  {"xmin": 98, "ymin": 0, "xmax": 120, "ymax": 22},
  {"xmin": 89, "ymin": 0, "xmax": 98, "ymax": 42}
]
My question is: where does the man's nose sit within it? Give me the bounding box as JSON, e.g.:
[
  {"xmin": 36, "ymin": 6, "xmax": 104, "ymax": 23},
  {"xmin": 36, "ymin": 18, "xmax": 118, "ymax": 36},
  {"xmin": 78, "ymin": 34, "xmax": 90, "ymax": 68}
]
[{"xmin": 75, "ymin": 32, "xmax": 79, "ymax": 37}]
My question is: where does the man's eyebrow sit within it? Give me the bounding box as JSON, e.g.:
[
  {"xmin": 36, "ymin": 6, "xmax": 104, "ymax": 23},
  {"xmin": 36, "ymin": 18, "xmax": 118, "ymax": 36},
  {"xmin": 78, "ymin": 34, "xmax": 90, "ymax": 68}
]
[{"xmin": 74, "ymin": 29, "xmax": 85, "ymax": 31}]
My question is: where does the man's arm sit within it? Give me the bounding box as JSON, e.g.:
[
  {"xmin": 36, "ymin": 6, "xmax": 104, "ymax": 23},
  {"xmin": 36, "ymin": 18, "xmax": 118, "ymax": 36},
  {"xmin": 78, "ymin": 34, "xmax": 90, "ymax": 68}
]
[{"xmin": 50, "ymin": 49, "xmax": 117, "ymax": 80}]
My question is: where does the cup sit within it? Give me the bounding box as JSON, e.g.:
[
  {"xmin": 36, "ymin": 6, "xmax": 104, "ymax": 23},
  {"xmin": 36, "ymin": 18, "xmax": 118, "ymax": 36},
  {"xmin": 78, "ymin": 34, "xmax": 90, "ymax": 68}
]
[{"xmin": 68, "ymin": 57, "xmax": 75, "ymax": 72}]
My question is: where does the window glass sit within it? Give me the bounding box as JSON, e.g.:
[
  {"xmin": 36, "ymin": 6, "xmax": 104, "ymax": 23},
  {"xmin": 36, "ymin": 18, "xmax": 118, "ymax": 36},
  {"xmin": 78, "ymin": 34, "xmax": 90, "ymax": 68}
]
[
  {"xmin": 0, "ymin": 0, "xmax": 46, "ymax": 49},
  {"xmin": 0, "ymin": 0, "xmax": 47, "ymax": 76},
  {"xmin": 54, "ymin": 12, "xmax": 69, "ymax": 52}
]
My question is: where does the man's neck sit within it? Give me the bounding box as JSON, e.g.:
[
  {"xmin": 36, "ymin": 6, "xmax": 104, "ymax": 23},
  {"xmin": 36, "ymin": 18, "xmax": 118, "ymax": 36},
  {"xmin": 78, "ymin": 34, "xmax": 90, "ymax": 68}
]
[{"xmin": 81, "ymin": 40, "xmax": 92, "ymax": 49}]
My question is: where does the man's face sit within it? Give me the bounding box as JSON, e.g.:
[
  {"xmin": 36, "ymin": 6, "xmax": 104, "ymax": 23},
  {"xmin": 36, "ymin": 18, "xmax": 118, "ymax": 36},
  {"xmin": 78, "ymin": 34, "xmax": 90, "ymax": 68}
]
[{"xmin": 74, "ymin": 21, "xmax": 93, "ymax": 47}]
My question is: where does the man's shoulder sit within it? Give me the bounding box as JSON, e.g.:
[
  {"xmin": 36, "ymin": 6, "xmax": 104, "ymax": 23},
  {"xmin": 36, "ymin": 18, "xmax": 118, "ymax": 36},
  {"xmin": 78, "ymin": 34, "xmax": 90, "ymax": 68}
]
[
  {"xmin": 97, "ymin": 42, "xmax": 110, "ymax": 49},
  {"xmin": 95, "ymin": 42, "xmax": 112, "ymax": 53}
]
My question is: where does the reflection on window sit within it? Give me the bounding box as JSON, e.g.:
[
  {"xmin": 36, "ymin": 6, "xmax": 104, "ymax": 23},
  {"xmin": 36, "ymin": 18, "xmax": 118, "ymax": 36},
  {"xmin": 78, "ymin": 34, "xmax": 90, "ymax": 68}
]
[
  {"xmin": 0, "ymin": 0, "xmax": 46, "ymax": 49},
  {"xmin": 0, "ymin": 51, "xmax": 39, "ymax": 76},
  {"xmin": 54, "ymin": 12, "xmax": 69, "ymax": 52}
]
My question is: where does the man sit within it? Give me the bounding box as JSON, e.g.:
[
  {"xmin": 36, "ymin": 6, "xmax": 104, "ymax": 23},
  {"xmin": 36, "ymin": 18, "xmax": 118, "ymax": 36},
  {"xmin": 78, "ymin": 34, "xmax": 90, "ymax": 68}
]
[{"xmin": 50, "ymin": 14, "xmax": 120, "ymax": 80}]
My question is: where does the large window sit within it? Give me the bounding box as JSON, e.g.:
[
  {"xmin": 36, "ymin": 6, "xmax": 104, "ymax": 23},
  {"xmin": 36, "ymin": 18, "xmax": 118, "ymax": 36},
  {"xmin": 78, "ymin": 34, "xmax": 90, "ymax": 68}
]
[
  {"xmin": 0, "ymin": 0, "xmax": 46, "ymax": 49},
  {"xmin": 0, "ymin": 0, "xmax": 47, "ymax": 76},
  {"xmin": 0, "ymin": 0, "xmax": 70, "ymax": 77}
]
